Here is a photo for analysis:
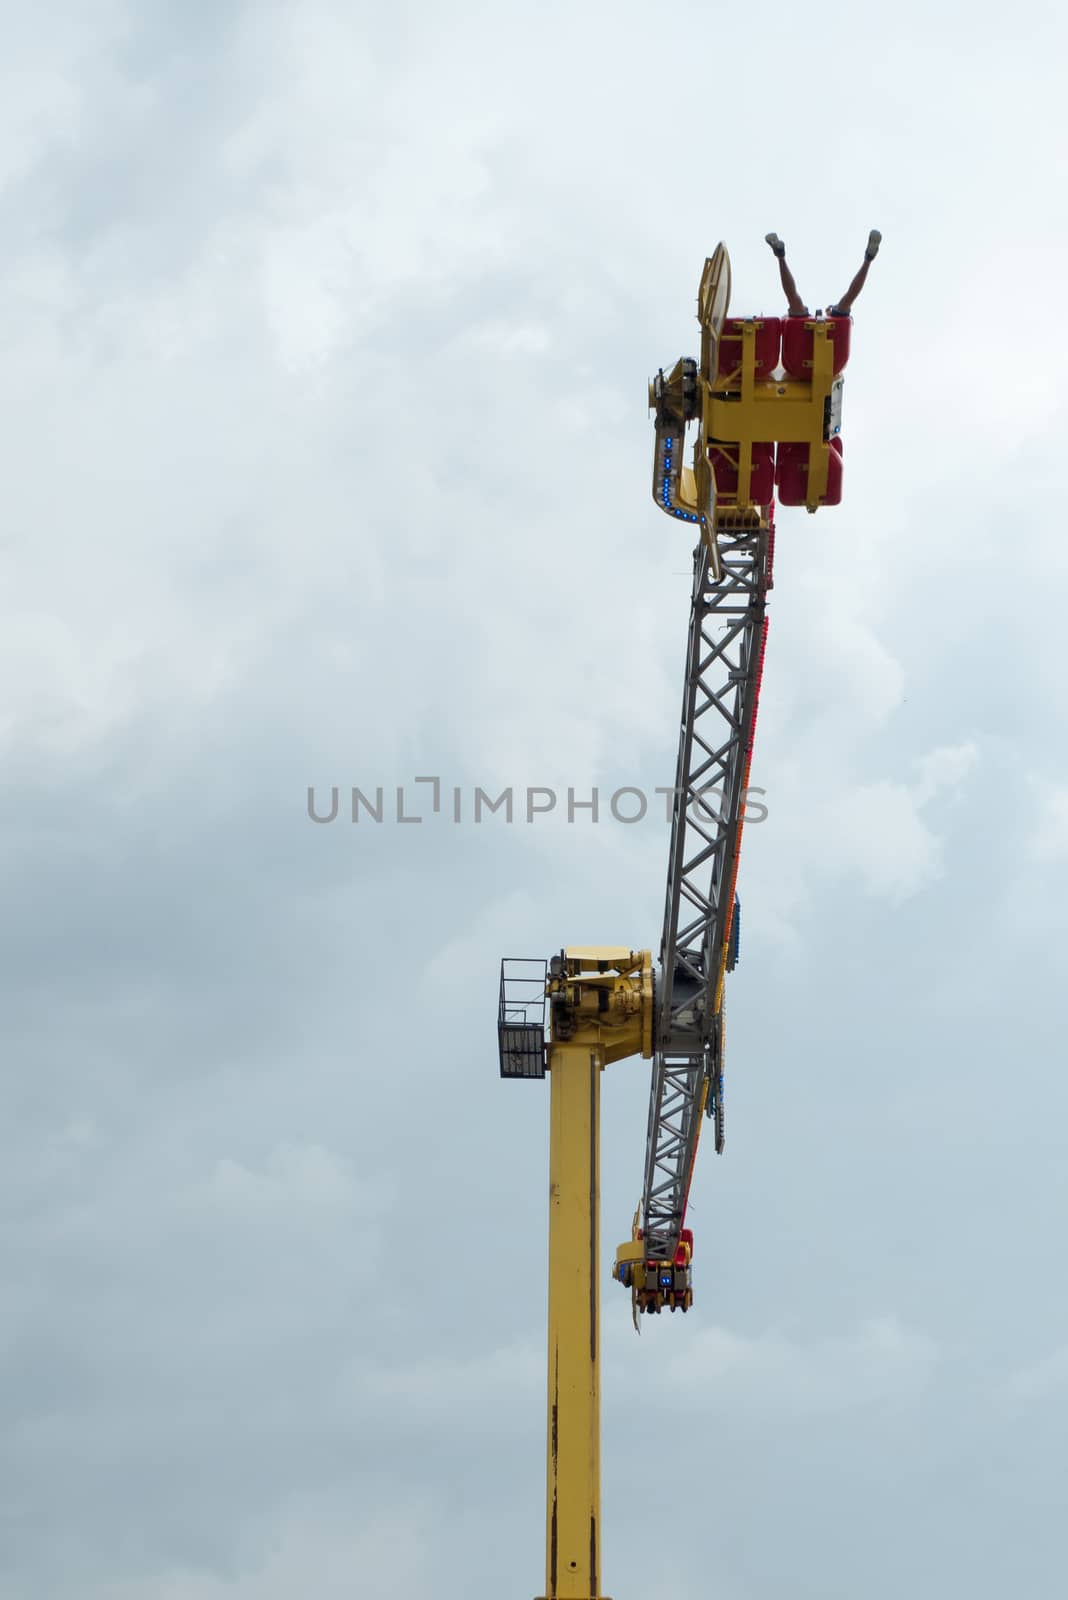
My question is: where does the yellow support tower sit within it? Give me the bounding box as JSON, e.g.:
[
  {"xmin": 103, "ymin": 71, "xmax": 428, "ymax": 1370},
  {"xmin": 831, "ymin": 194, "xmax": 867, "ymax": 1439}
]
[
  {"xmin": 501, "ymin": 948, "xmax": 652, "ymax": 1600},
  {"xmin": 540, "ymin": 949, "xmax": 652, "ymax": 1600},
  {"xmin": 542, "ymin": 1039, "xmax": 605, "ymax": 1600}
]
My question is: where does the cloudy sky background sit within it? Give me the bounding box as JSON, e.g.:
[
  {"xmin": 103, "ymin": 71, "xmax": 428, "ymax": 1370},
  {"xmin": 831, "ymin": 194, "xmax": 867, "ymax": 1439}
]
[{"xmin": 3, "ymin": 2, "xmax": 1068, "ymax": 1597}]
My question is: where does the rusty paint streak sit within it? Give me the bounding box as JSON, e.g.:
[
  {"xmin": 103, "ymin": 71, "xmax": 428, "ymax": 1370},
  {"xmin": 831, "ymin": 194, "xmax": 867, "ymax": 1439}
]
[
  {"xmin": 589, "ymin": 1057, "xmax": 597, "ymax": 1366},
  {"xmin": 550, "ymin": 1351, "xmax": 559, "ymax": 1594},
  {"xmin": 590, "ymin": 1513, "xmax": 598, "ymax": 1597}
]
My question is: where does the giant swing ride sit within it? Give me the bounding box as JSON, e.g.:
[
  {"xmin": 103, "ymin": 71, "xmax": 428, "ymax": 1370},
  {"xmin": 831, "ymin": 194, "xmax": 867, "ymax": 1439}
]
[{"xmin": 497, "ymin": 241, "xmax": 857, "ymax": 1600}]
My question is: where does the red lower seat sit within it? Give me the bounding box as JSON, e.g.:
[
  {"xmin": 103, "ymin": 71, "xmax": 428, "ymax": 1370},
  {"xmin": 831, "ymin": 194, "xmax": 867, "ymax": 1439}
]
[
  {"xmin": 776, "ymin": 436, "xmax": 843, "ymax": 506},
  {"xmin": 709, "ymin": 440, "xmax": 775, "ymax": 506}
]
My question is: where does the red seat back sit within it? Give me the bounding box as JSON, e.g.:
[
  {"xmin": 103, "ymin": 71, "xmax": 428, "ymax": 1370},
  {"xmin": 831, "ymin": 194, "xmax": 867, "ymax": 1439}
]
[
  {"xmin": 674, "ymin": 1228, "xmax": 695, "ymax": 1266},
  {"xmin": 781, "ymin": 314, "xmax": 851, "ymax": 379},
  {"xmin": 717, "ymin": 316, "xmax": 782, "ymax": 381}
]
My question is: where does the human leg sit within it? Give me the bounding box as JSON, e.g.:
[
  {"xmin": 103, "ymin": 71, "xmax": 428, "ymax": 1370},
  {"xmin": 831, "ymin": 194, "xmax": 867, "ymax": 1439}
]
[
  {"xmin": 765, "ymin": 233, "xmax": 808, "ymax": 316},
  {"xmin": 828, "ymin": 230, "xmax": 881, "ymax": 315}
]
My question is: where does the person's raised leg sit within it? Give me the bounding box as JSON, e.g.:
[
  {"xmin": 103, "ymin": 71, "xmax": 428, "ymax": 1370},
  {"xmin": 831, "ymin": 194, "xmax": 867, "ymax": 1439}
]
[
  {"xmin": 765, "ymin": 233, "xmax": 808, "ymax": 317},
  {"xmin": 829, "ymin": 229, "xmax": 881, "ymax": 315}
]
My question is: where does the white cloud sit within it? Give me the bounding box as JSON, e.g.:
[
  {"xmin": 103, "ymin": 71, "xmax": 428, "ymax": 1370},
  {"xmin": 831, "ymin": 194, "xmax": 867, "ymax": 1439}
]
[
  {"xmin": 1006, "ymin": 1345, "xmax": 1068, "ymax": 1405},
  {"xmin": 469, "ymin": 320, "xmax": 551, "ymax": 358},
  {"xmin": 745, "ymin": 737, "xmax": 980, "ymax": 939},
  {"xmin": 0, "ymin": 44, "xmax": 85, "ymax": 189},
  {"xmin": 822, "ymin": 742, "xmax": 978, "ymax": 901},
  {"xmin": 1029, "ymin": 780, "xmax": 1068, "ymax": 863},
  {"xmin": 640, "ymin": 1316, "xmax": 938, "ymax": 1420},
  {"xmin": 346, "ymin": 1337, "xmax": 543, "ymax": 1430},
  {"xmin": 823, "ymin": 777, "xmax": 940, "ymax": 901},
  {"xmin": 911, "ymin": 742, "xmax": 979, "ymax": 807},
  {"xmin": 87, "ymin": 1495, "xmax": 432, "ymax": 1600},
  {"xmin": 202, "ymin": 1144, "xmax": 367, "ymax": 1221}
]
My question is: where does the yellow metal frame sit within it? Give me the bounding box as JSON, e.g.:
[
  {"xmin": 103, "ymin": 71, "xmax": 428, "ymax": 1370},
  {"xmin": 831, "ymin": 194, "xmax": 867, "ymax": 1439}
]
[
  {"xmin": 651, "ymin": 243, "xmax": 844, "ymax": 528},
  {"xmin": 706, "ymin": 315, "xmax": 838, "ymax": 511}
]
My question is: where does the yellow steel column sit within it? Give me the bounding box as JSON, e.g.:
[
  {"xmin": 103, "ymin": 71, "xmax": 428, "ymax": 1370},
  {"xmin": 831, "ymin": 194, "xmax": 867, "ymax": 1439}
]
[{"xmin": 539, "ymin": 1039, "xmax": 606, "ymax": 1600}]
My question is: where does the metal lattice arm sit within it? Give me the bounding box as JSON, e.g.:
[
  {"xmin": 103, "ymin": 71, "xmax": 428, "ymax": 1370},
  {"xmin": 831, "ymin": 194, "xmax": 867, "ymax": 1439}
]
[{"xmin": 638, "ymin": 513, "xmax": 771, "ymax": 1263}]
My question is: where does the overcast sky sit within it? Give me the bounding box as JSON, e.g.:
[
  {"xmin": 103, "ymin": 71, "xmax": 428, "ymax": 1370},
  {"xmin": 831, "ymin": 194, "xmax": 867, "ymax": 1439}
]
[{"xmin": 3, "ymin": 3, "xmax": 1068, "ymax": 1598}]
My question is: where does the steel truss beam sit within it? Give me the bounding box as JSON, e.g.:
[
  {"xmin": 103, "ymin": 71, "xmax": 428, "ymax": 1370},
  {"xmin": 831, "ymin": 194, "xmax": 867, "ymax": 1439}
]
[{"xmin": 640, "ymin": 516, "xmax": 770, "ymax": 1261}]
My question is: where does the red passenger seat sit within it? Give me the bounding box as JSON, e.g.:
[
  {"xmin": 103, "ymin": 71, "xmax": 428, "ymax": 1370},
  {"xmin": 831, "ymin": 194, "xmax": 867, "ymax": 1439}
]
[
  {"xmin": 717, "ymin": 316, "xmax": 782, "ymax": 382},
  {"xmin": 781, "ymin": 314, "xmax": 852, "ymax": 379},
  {"xmin": 776, "ymin": 436, "xmax": 843, "ymax": 507},
  {"xmin": 709, "ymin": 440, "xmax": 775, "ymax": 506}
]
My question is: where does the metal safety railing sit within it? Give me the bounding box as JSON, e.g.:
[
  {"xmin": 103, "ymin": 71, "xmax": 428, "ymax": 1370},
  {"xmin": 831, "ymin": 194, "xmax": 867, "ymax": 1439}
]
[{"xmin": 497, "ymin": 958, "xmax": 548, "ymax": 1080}]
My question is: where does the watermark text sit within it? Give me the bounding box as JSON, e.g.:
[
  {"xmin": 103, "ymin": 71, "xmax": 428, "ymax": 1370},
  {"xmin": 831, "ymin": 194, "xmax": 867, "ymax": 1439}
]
[{"xmin": 306, "ymin": 780, "xmax": 768, "ymax": 826}]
